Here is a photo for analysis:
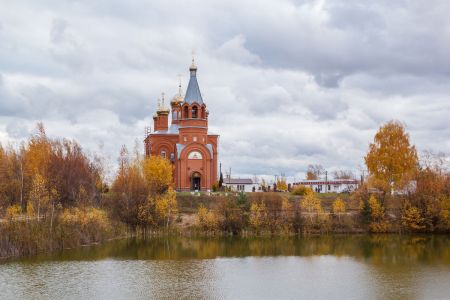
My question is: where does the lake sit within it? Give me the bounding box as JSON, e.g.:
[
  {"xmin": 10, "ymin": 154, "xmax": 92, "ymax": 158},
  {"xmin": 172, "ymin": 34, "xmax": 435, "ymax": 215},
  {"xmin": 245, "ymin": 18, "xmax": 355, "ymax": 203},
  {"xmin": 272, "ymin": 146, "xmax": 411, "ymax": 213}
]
[{"xmin": 1, "ymin": 235, "xmax": 449, "ymax": 299}]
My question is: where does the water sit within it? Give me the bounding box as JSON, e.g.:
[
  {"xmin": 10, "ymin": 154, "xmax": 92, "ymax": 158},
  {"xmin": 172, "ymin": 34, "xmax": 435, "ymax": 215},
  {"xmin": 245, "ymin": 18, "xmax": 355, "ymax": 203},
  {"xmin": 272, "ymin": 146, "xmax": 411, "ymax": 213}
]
[{"xmin": 1, "ymin": 235, "xmax": 449, "ymax": 299}]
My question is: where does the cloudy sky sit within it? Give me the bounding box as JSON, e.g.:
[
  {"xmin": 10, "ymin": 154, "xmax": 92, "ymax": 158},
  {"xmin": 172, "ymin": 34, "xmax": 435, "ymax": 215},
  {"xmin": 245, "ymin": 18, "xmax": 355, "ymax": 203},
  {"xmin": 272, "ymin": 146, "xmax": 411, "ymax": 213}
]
[{"xmin": 1, "ymin": 0, "xmax": 449, "ymax": 182}]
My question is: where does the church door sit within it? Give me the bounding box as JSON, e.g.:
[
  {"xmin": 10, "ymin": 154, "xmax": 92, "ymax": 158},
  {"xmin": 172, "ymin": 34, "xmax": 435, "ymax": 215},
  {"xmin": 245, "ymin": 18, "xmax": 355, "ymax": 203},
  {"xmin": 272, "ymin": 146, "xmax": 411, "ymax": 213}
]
[{"xmin": 192, "ymin": 172, "xmax": 201, "ymax": 191}]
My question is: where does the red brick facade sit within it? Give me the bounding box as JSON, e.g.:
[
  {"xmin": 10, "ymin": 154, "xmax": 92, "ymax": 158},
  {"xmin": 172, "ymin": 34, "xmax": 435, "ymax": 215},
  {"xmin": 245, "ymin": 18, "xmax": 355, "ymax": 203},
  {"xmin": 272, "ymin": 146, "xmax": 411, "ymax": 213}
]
[{"xmin": 144, "ymin": 62, "xmax": 219, "ymax": 191}]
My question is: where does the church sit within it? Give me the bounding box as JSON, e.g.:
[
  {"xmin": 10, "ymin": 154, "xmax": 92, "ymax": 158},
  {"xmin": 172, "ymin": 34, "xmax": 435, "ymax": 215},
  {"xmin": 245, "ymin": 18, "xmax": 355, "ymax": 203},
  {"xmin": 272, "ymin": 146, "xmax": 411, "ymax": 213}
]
[{"xmin": 144, "ymin": 61, "xmax": 219, "ymax": 191}]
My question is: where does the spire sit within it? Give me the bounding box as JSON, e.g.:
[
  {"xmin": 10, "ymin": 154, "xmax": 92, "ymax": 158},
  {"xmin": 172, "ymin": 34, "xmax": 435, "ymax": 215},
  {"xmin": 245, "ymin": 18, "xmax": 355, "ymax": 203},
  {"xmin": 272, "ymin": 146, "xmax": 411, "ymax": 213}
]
[
  {"xmin": 161, "ymin": 92, "xmax": 165, "ymax": 108},
  {"xmin": 185, "ymin": 60, "xmax": 203, "ymax": 104}
]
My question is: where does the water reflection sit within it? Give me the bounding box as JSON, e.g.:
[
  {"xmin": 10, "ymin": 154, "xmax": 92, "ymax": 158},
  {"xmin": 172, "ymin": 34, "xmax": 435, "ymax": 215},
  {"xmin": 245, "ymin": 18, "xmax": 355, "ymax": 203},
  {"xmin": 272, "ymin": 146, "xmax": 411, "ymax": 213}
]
[
  {"xmin": 18, "ymin": 235, "xmax": 449, "ymax": 265},
  {"xmin": 0, "ymin": 235, "xmax": 449, "ymax": 299}
]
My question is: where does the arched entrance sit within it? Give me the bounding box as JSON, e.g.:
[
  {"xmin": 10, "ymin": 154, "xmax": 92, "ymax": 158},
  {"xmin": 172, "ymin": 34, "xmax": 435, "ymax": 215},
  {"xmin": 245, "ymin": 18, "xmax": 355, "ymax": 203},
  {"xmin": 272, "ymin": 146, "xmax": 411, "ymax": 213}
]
[{"xmin": 191, "ymin": 172, "xmax": 201, "ymax": 191}]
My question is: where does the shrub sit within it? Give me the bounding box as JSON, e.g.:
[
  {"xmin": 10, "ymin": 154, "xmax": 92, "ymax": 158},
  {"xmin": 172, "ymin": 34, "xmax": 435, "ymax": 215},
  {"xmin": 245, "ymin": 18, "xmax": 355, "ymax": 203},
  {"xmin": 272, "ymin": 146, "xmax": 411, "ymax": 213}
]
[
  {"xmin": 401, "ymin": 205, "xmax": 426, "ymax": 232},
  {"xmin": 367, "ymin": 194, "xmax": 390, "ymax": 233},
  {"xmin": 197, "ymin": 204, "xmax": 218, "ymax": 232},
  {"xmin": 5, "ymin": 205, "xmax": 22, "ymax": 220},
  {"xmin": 249, "ymin": 202, "xmax": 268, "ymax": 232},
  {"xmin": 291, "ymin": 185, "xmax": 313, "ymax": 196}
]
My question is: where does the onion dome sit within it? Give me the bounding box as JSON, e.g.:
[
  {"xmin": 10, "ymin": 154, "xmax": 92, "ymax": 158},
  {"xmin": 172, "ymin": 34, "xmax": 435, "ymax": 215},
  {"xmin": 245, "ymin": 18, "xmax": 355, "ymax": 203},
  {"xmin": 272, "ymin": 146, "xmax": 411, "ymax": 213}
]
[
  {"xmin": 171, "ymin": 82, "xmax": 184, "ymax": 105},
  {"xmin": 156, "ymin": 93, "xmax": 170, "ymax": 114}
]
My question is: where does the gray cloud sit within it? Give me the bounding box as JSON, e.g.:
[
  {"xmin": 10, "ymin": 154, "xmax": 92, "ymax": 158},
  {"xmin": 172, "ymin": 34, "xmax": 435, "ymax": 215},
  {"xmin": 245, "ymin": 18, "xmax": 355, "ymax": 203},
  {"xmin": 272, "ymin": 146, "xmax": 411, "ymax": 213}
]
[{"xmin": 0, "ymin": 0, "xmax": 449, "ymax": 181}]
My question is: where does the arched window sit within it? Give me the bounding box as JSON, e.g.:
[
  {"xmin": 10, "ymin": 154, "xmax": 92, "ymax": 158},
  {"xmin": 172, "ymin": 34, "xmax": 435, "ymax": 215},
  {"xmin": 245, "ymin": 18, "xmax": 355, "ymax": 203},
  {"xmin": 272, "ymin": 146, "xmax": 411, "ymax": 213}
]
[
  {"xmin": 184, "ymin": 106, "xmax": 189, "ymax": 119},
  {"xmin": 192, "ymin": 106, "xmax": 198, "ymax": 118},
  {"xmin": 161, "ymin": 150, "xmax": 166, "ymax": 159},
  {"xmin": 172, "ymin": 110, "xmax": 177, "ymax": 120},
  {"xmin": 201, "ymin": 107, "xmax": 206, "ymax": 119}
]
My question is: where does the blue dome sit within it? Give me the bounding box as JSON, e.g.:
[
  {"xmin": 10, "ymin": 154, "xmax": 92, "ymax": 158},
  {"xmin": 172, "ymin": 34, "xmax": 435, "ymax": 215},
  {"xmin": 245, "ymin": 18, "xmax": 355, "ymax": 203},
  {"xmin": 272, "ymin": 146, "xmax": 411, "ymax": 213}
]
[{"xmin": 184, "ymin": 63, "xmax": 204, "ymax": 105}]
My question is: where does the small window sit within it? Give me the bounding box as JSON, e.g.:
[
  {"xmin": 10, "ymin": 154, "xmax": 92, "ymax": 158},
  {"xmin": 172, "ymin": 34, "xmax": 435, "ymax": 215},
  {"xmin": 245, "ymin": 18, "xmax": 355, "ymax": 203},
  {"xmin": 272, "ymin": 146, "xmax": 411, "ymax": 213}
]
[
  {"xmin": 192, "ymin": 106, "xmax": 198, "ymax": 118},
  {"xmin": 193, "ymin": 136, "xmax": 197, "ymax": 142},
  {"xmin": 183, "ymin": 136, "xmax": 187, "ymax": 142},
  {"xmin": 161, "ymin": 151, "xmax": 166, "ymax": 159}
]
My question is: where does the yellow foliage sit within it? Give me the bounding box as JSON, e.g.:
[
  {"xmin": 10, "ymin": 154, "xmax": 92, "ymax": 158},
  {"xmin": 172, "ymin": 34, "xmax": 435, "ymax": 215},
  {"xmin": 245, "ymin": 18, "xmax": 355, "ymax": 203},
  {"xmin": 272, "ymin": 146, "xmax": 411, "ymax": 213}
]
[
  {"xmin": 402, "ymin": 205, "xmax": 426, "ymax": 231},
  {"xmin": 276, "ymin": 179, "xmax": 288, "ymax": 192},
  {"xmin": 332, "ymin": 197, "xmax": 346, "ymax": 215},
  {"xmin": 368, "ymin": 194, "xmax": 390, "ymax": 233},
  {"xmin": 291, "ymin": 185, "xmax": 313, "ymax": 196},
  {"xmin": 365, "ymin": 120, "xmax": 418, "ymax": 191},
  {"xmin": 197, "ymin": 204, "xmax": 218, "ymax": 231},
  {"xmin": 301, "ymin": 189, "xmax": 322, "ymax": 214},
  {"xmin": 250, "ymin": 202, "xmax": 268, "ymax": 230},
  {"xmin": 368, "ymin": 194, "xmax": 384, "ymax": 220},
  {"xmin": 5, "ymin": 204, "xmax": 22, "ymax": 220},
  {"xmin": 59, "ymin": 207, "xmax": 110, "ymax": 231},
  {"xmin": 306, "ymin": 170, "xmax": 317, "ymax": 180},
  {"xmin": 26, "ymin": 202, "xmax": 35, "ymax": 217},
  {"xmin": 154, "ymin": 187, "xmax": 178, "ymax": 227},
  {"xmin": 24, "ymin": 123, "xmax": 52, "ymax": 178},
  {"xmin": 143, "ymin": 156, "xmax": 173, "ymax": 193},
  {"xmin": 29, "ymin": 173, "xmax": 49, "ymax": 219}
]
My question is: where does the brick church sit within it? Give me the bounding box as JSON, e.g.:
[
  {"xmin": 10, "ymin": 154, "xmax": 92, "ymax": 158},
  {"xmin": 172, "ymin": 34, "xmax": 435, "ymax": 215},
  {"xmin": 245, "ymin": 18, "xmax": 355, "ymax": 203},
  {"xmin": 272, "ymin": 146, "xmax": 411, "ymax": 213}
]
[{"xmin": 144, "ymin": 61, "xmax": 219, "ymax": 191}]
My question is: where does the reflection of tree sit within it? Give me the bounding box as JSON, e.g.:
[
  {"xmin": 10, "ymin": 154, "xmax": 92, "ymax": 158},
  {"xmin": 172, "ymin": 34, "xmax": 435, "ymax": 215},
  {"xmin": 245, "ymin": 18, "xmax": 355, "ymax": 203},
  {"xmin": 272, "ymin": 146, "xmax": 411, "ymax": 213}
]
[
  {"xmin": 25, "ymin": 235, "xmax": 450, "ymax": 268},
  {"xmin": 10, "ymin": 235, "xmax": 450, "ymax": 299}
]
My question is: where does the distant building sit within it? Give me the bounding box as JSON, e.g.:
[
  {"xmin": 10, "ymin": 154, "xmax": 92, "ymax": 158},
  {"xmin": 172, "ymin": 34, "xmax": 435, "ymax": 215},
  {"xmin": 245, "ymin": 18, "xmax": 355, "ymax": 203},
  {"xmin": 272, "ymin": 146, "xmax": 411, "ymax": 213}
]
[
  {"xmin": 293, "ymin": 179, "xmax": 359, "ymax": 193},
  {"xmin": 223, "ymin": 178, "xmax": 259, "ymax": 192}
]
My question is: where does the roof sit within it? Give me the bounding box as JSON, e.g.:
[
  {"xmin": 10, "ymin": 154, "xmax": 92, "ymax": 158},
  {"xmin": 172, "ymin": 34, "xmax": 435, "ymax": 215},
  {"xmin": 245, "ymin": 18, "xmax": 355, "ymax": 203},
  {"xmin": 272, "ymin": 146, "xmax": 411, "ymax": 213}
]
[
  {"xmin": 223, "ymin": 178, "xmax": 254, "ymax": 185},
  {"xmin": 294, "ymin": 179, "xmax": 359, "ymax": 185},
  {"xmin": 153, "ymin": 124, "xmax": 179, "ymax": 134},
  {"xmin": 184, "ymin": 64, "xmax": 203, "ymax": 105}
]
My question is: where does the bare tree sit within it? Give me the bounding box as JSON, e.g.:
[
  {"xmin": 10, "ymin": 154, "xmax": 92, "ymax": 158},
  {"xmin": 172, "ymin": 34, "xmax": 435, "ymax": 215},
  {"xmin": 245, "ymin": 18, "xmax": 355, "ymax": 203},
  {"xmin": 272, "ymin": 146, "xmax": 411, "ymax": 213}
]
[{"xmin": 332, "ymin": 170, "xmax": 355, "ymax": 180}]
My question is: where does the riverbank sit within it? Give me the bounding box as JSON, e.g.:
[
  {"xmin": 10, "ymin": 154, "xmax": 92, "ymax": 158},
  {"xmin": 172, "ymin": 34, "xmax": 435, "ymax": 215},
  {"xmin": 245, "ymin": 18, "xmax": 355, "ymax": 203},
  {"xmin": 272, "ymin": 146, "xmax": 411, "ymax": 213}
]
[{"xmin": 1, "ymin": 190, "xmax": 449, "ymax": 260}]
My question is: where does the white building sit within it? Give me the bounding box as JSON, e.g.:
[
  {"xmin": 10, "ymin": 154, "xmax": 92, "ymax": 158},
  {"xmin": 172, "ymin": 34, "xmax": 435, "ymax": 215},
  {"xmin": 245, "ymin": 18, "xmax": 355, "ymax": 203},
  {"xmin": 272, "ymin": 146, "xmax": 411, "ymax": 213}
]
[
  {"xmin": 223, "ymin": 178, "xmax": 259, "ymax": 192},
  {"xmin": 293, "ymin": 179, "xmax": 359, "ymax": 193}
]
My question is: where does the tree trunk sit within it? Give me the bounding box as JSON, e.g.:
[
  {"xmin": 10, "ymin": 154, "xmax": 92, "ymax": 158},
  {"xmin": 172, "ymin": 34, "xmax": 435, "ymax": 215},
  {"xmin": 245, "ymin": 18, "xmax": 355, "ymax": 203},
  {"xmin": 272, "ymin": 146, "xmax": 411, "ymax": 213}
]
[{"xmin": 50, "ymin": 202, "xmax": 55, "ymax": 231}]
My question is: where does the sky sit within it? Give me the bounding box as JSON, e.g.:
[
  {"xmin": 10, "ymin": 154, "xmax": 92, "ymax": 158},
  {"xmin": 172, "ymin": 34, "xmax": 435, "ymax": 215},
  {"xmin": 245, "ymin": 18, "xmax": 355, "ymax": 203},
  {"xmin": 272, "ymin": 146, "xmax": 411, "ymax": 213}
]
[{"xmin": 0, "ymin": 0, "xmax": 449, "ymax": 182}]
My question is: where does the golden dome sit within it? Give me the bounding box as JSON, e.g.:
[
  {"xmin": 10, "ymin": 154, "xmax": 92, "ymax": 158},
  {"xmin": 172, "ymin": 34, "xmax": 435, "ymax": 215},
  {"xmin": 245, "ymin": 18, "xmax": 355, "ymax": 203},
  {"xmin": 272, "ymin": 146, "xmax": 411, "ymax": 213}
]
[
  {"xmin": 171, "ymin": 93, "xmax": 184, "ymax": 105},
  {"xmin": 171, "ymin": 82, "xmax": 184, "ymax": 105}
]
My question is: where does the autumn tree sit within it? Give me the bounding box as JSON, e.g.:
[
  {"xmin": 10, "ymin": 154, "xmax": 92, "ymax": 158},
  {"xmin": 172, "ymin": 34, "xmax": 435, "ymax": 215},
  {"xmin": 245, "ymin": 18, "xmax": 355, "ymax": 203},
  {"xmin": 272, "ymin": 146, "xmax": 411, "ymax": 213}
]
[
  {"xmin": 365, "ymin": 121, "xmax": 418, "ymax": 192},
  {"xmin": 111, "ymin": 145, "xmax": 148, "ymax": 229},
  {"xmin": 280, "ymin": 197, "xmax": 293, "ymax": 232},
  {"xmin": 306, "ymin": 164, "xmax": 324, "ymax": 180},
  {"xmin": 29, "ymin": 173, "xmax": 49, "ymax": 220},
  {"xmin": 154, "ymin": 187, "xmax": 178, "ymax": 228},
  {"xmin": 332, "ymin": 197, "xmax": 346, "ymax": 221},
  {"xmin": 276, "ymin": 178, "xmax": 288, "ymax": 192},
  {"xmin": 367, "ymin": 194, "xmax": 389, "ymax": 232},
  {"xmin": 143, "ymin": 156, "xmax": 173, "ymax": 194},
  {"xmin": 301, "ymin": 189, "xmax": 322, "ymax": 222}
]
